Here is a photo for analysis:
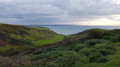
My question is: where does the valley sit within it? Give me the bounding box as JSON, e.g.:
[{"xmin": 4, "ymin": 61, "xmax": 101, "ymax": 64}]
[{"xmin": 0, "ymin": 24, "xmax": 120, "ymax": 67}]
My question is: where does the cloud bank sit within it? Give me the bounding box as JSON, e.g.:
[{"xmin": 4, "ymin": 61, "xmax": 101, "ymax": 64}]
[{"xmin": 0, "ymin": 0, "xmax": 120, "ymax": 25}]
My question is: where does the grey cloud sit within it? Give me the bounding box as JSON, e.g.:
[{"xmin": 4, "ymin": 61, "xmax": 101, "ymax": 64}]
[{"xmin": 0, "ymin": 0, "xmax": 120, "ymax": 24}]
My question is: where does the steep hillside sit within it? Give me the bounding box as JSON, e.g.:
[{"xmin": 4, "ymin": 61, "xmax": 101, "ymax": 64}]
[{"xmin": 0, "ymin": 24, "xmax": 64, "ymax": 56}]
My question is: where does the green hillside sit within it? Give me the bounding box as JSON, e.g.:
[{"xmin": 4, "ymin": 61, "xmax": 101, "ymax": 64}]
[
  {"xmin": 0, "ymin": 24, "xmax": 64, "ymax": 56},
  {"xmin": 1, "ymin": 24, "xmax": 120, "ymax": 67},
  {"xmin": 28, "ymin": 29, "xmax": 120, "ymax": 67}
]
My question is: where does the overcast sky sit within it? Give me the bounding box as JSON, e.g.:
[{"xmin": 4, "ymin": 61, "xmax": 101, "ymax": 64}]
[{"xmin": 0, "ymin": 0, "xmax": 120, "ymax": 25}]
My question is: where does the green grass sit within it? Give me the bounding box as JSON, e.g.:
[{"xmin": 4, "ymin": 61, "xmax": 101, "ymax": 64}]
[
  {"xmin": 0, "ymin": 24, "xmax": 64, "ymax": 46},
  {"xmin": 32, "ymin": 26, "xmax": 50, "ymax": 30},
  {"xmin": 32, "ymin": 35, "xmax": 64, "ymax": 46},
  {"xmin": 0, "ymin": 24, "xmax": 65, "ymax": 56},
  {"xmin": 0, "ymin": 23, "xmax": 2, "ymax": 25}
]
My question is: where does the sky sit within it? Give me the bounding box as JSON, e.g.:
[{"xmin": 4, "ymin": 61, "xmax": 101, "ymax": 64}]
[{"xmin": 0, "ymin": 0, "xmax": 120, "ymax": 25}]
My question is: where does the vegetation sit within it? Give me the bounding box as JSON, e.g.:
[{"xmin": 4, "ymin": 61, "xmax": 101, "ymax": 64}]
[
  {"xmin": 1, "ymin": 24, "xmax": 120, "ymax": 67},
  {"xmin": 0, "ymin": 24, "xmax": 64, "ymax": 56},
  {"xmin": 32, "ymin": 35, "xmax": 64, "ymax": 46}
]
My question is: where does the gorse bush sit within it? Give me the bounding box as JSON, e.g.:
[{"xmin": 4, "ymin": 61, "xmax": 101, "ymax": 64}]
[
  {"xmin": 79, "ymin": 48, "xmax": 95, "ymax": 57},
  {"xmin": 73, "ymin": 44, "xmax": 86, "ymax": 52},
  {"xmin": 94, "ymin": 44, "xmax": 116, "ymax": 52},
  {"xmin": 84, "ymin": 39, "xmax": 110, "ymax": 46},
  {"xmin": 88, "ymin": 52, "xmax": 103, "ymax": 63},
  {"xmin": 94, "ymin": 44, "xmax": 116, "ymax": 56},
  {"xmin": 28, "ymin": 41, "xmax": 116, "ymax": 67}
]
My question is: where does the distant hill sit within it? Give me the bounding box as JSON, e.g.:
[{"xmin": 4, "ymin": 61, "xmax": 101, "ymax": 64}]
[
  {"xmin": 69, "ymin": 28, "xmax": 120, "ymax": 42},
  {"xmin": 69, "ymin": 29, "xmax": 108, "ymax": 42}
]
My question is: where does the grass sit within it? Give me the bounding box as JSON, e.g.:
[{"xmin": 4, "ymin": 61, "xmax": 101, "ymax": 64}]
[
  {"xmin": 0, "ymin": 45, "xmax": 21, "ymax": 51},
  {"xmin": 32, "ymin": 35, "xmax": 64, "ymax": 46},
  {"xmin": 32, "ymin": 26, "xmax": 50, "ymax": 30},
  {"xmin": 0, "ymin": 24, "xmax": 65, "ymax": 56},
  {"xmin": 0, "ymin": 24, "xmax": 64, "ymax": 46}
]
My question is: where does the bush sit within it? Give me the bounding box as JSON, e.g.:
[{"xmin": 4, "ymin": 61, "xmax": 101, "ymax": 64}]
[
  {"xmin": 89, "ymin": 52, "xmax": 102, "ymax": 63},
  {"xmin": 79, "ymin": 48, "xmax": 95, "ymax": 57},
  {"xmin": 97, "ymin": 57, "xmax": 108, "ymax": 63},
  {"xmin": 88, "ymin": 30, "xmax": 103, "ymax": 39},
  {"xmin": 56, "ymin": 51, "xmax": 87, "ymax": 67},
  {"xmin": 44, "ymin": 62, "xmax": 58, "ymax": 67},
  {"xmin": 84, "ymin": 39, "xmax": 110, "ymax": 46},
  {"xmin": 111, "ymin": 35, "xmax": 120, "ymax": 42},
  {"xmin": 73, "ymin": 44, "xmax": 86, "ymax": 52},
  {"xmin": 94, "ymin": 44, "xmax": 116, "ymax": 56}
]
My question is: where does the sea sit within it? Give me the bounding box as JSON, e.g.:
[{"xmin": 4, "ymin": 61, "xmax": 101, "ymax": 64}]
[{"xmin": 32, "ymin": 25, "xmax": 120, "ymax": 35}]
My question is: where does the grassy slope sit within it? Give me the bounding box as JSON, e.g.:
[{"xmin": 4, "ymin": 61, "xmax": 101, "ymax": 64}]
[
  {"xmin": 31, "ymin": 27, "xmax": 64, "ymax": 46},
  {"xmin": 27, "ymin": 29, "xmax": 120, "ymax": 67},
  {"xmin": 32, "ymin": 35, "xmax": 64, "ymax": 46},
  {"xmin": 0, "ymin": 24, "xmax": 64, "ymax": 56},
  {"xmin": 72, "ymin": 29, "xmax": 120, "ymax": 67},
  {"xmin": 1, "ymin": 25, "xmax": 120, "ymax": 67}
]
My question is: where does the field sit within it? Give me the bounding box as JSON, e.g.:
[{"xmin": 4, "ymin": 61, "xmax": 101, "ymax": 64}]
[{"xmin": 32, "ymin": 35, "xmax": 64, "ymax": 46}]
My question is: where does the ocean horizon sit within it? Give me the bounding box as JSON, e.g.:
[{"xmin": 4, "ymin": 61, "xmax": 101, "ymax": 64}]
[{"xmin": 28, "ymin": 25, "xmax": 120, "ymax": 35}]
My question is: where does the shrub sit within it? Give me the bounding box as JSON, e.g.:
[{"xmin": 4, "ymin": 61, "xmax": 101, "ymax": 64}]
[
  {"xmin": 94, "ymin": 44, "xmax": 116, "ymax": 56},
  {"xmin": 84, "ymin": 39, "xmax": 110, "ymax": 46},
  {"xmin": 97, "ymin": 57, "xmax": 108, "ymax": 63},
  {"xmin": 89, "ymin": 52, "xmax": 102, "ymax": 63},
  {"xmin": 94, "ymin": 44, "xmax": 116, "ymax": 51},
  {"xmin": 73, "ymin": 44, "xmax": 86, "ymax": 52},
  {"xmin": 44, "ymin": 62, "xmax": 58, "ymax": 67},
  {"xmin": 88, "ymin": 30, "xmax": 103, "ymax": 39},
  {"xmin": 79, "ymin": 48, "xmax": 95, "ymax": 57},
  {"xmin": 56, "ymin": 51, "xmax": 87, "ymax": 67}
]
